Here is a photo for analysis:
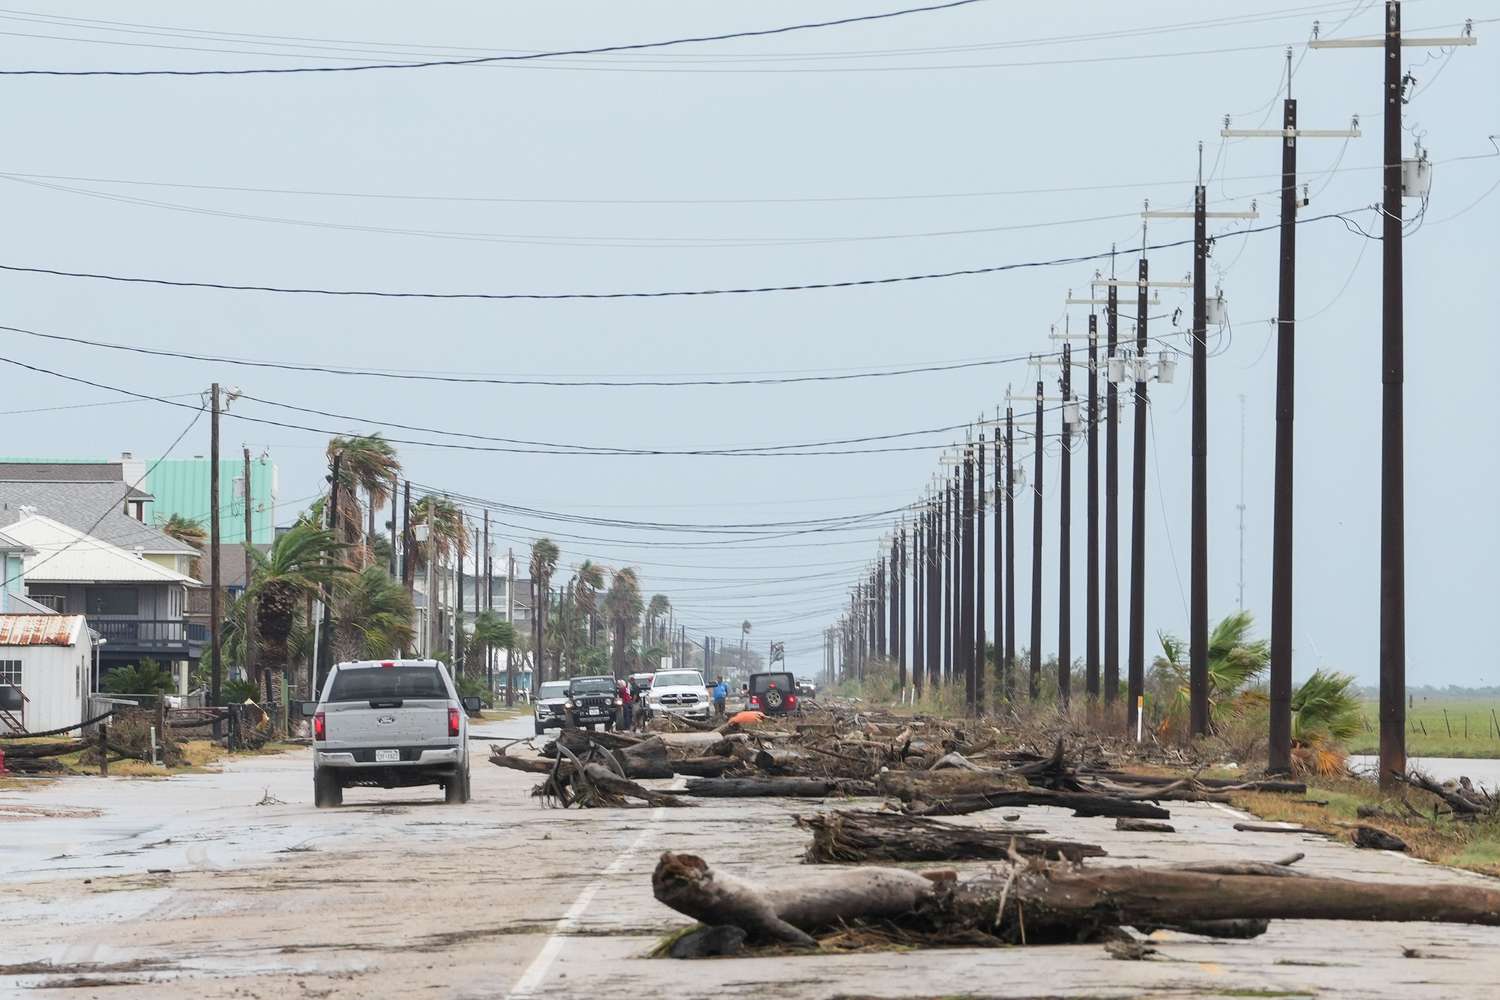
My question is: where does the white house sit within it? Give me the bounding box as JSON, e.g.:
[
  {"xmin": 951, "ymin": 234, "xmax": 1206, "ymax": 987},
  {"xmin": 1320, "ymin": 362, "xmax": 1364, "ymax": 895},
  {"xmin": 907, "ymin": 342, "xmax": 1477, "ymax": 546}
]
[
  {"xmin": 0, "ymin": 614, "xmax": 93, "ymax": 735},
  {"xmin": 3, "ymin": 514, "xmax": 203, "ymax": 692}
]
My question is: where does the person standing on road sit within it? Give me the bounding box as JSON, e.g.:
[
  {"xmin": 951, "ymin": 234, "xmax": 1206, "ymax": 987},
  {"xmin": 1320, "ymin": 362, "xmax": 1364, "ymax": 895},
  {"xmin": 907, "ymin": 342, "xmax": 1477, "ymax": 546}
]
[
  {"xmin": 712, "ymin": 676, "xmax": 728, "ymax": 719},
  {"xmin": 617, "ymin": 679, "xmax": 633, "ymax": 731}
]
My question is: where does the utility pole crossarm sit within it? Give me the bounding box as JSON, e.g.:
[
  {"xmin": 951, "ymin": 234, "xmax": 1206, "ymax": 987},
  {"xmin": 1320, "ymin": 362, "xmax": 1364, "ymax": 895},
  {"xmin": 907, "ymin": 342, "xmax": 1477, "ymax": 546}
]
[
  {"xmin": 1142, "ymin": 208, "xmax": 1260, "ymax": 219},
  {"xmin": 1308, "ymin": 35, "xmax": 1474, "ymax": 48},
  {"xmin": 1221, "ymin": 127, "xmax": 1361, "ymax": 138},
  {"xmin": 1094, "ymin": 278, "xmax": 1193, "ymax": 288},
  {"xmin": 1067, "ymin": 295, "xmax": 1160, "ymax": 305}
]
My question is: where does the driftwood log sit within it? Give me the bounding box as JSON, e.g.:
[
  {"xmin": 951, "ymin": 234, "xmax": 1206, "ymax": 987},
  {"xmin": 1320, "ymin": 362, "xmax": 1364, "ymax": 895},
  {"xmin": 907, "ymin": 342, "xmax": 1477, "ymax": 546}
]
[
  {"xmin": 682, "ymin": 777, "xmax": 877, "ymax": 798},
  {"xmin": 797, "ymin": 810, "xmax": 1105, "ymax": 863},
  {"xmin": 670, "ymin": 756, "xmax": 742, "ymax": 778},
  {"xmin": 652, "ymin": 851, "xmax": 1500, "ymax": 949},
  {"xmin": 907, "ymin": 790, "xmax": 1171, "ymax": 820}
]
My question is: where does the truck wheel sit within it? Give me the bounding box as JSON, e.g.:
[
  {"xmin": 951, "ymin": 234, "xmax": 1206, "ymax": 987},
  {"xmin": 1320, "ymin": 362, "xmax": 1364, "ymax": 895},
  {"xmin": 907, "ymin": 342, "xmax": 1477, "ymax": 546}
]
[
  {"xmin": 314, "ymin": 769, "xmax": 342, "ymax": 808},
  {"xmin": 445, "ymin": 769, "xmax": 469, "ymax": 805}
]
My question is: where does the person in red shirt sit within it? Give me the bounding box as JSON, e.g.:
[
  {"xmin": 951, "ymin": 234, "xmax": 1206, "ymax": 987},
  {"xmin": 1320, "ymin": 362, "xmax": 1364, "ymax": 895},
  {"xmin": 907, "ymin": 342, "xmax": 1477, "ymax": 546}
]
[{"xmin": 617, "ymin": 679, "xmax": 634, "ymax": 730}]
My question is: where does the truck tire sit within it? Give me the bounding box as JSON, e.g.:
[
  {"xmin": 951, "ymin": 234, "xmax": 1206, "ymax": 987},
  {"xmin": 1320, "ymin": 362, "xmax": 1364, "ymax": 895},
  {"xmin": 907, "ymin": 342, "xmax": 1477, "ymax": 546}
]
[
  {"xmin": 445, "ymin": 768, "xmax": 470, "ymax": 805},
  {"xmin": 314, "ymin": 769, "xmax": 343, "ymax": 808}
]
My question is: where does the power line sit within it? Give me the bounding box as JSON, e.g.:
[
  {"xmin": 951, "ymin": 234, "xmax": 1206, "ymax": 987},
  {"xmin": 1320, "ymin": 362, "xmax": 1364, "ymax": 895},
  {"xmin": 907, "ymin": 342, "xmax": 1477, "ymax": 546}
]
[
  {"xmin": 0, "ymin": 209, "xmax": 1362, "ymax": 301},
  {"xmin": 0, "ymin": 0, "xmax": 990, "ymax": 77},
  {"xmin": 0, "ymin": 323, "xmax": 1050, "ymax": 388}
]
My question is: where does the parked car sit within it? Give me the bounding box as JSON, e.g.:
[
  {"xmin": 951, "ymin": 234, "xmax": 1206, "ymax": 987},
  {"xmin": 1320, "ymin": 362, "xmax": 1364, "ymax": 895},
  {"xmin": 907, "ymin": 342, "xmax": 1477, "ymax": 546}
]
[
  {"xmin": 796, "ymin": 680, "xmax": 818, "ymax": 698},
  {"xmin": 645, "ymin": 669, "xmax": 710, "ymax": 722},
  {"xmin": 746, "ymin": 671, "xmax": 800, "ymax": 716},
  {"xmin": 533, "ymin": 680, "xmax": 570, "ymax": 735},
  {"xmin": 564, "ymin": 675, "xmax": 621, "ymax": 730},
  {"xmin": 308, "ymin": 659, "xmax": 479, "ymax": 808}
]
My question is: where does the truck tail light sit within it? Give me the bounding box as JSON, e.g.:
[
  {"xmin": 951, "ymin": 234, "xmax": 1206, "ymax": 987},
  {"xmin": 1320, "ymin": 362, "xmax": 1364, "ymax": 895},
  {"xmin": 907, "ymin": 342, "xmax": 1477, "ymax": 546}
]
[
  {"xmin": 448, "ymin": 707, "xmax": 461, "ymax": 737},
  {"xmin": 749, "ymin": 695, "xmax": 760, "ymax": 708},
  {"xmin": 313, "ymin": 711, "xmax": 326, "ymax": 741},
  {"xmin": 787, "ymin": 695, "xmax": 798, "ymax": 708}
]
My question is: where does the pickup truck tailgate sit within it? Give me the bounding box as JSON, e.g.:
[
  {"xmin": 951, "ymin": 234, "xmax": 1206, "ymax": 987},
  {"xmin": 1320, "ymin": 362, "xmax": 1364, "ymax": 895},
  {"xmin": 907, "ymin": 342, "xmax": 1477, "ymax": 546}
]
[{"xmin": 321, "ymin": 665, "xmax": 453, "ymax": 747}]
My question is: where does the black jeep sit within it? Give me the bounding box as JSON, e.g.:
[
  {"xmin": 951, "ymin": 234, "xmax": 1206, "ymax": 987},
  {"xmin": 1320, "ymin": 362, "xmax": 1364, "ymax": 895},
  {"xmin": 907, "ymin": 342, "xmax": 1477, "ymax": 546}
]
[
  {"xmin": 563, "ymin": 675, "xmax": 620, "ymax": 730},
  {"xmin": 746, "ymin": 671, "xmax": 801, "ymax": 716}
]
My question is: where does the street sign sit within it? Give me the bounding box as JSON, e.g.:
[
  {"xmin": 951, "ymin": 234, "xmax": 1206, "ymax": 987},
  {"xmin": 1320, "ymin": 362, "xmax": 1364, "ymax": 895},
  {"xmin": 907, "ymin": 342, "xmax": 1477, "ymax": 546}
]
[{"xmin": 769, "ymin": 642, "xmax": 785, "ymax": 663}]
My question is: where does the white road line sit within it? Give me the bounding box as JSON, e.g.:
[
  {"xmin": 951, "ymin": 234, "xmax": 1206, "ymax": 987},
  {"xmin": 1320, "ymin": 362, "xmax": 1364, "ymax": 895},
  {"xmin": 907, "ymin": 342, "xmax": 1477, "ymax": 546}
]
[{"xmin": 505, "ymin": 806, "xmax": 665, "ymax": 999}]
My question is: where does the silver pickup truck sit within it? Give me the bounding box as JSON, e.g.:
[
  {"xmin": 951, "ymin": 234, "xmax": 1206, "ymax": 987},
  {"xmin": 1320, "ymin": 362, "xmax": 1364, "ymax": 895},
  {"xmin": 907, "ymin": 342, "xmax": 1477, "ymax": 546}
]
[{"xmin": 308, "ymin": 659, "xmax": 478, "ymax": 808}]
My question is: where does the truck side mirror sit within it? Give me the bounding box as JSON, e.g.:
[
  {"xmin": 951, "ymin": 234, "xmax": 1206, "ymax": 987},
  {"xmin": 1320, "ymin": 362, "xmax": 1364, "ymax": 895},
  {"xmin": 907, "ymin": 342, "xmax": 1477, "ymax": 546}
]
[
  {"xmin": 299, "ymin": 701, "xmax": 317, "ymax": 718},
  {"xmin": 461, "ymin": 696, "xmax": 482, "ymax": 715}
]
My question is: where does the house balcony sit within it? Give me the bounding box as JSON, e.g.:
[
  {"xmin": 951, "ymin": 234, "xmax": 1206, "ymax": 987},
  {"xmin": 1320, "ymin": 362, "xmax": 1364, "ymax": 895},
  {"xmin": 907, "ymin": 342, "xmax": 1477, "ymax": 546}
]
[{"xmin": 89, "ymin": 616, "xmax": 208, "ymax": 658}]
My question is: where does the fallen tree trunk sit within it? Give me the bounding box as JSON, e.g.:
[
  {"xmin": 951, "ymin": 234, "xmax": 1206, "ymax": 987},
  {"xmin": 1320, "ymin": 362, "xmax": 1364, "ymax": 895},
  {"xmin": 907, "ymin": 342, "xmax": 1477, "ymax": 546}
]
[
  {"xmin": 908, "ymin": 790, "xmax": 1171, "ymax": 820},
  {"xmin": 671, "ymin": 756, "xmax": 742, "ymax": 778},
  {"xmin": 753, "ymin": 748, "xmax": 813, "ymax": 776},
  {"xmin": 613, "ymin": 736, "xmax": 674, "ymax": 780},
  {"xmin": 1095, "ymin": 771, "xmax": 1307, "ymax": 794},
  {"xmin": 682, "ymin": 777, "xmax": 877, "ymax": 798},
  {"xmin": 652, "ymin": 852, "xmax": 937, "ymax": 947},
  {"xmin": 0, "ymin": 739, "xmax": 86, "ymax": 759},
  {"xmin": 651, "ymin": 852, "xmax": 1500, "ymax": 951},
  {"xmin": 797, "ymin": 810, "xmax": 1104, "ymax": 864},
  {"xmin": 579, "ymin": 763, "xmax": 690, "ymax": 808}
]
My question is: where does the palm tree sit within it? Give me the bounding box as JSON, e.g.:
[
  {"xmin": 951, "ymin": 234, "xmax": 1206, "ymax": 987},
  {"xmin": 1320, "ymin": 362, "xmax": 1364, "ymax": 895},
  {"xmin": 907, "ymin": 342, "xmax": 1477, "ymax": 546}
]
[
  {"xmin": 334, "ymin": 565, "xmax": 415, "ymax": 660},
  {"xmin": 529, "ymin": 538, "xmax": 560, "ymax": 681},
  {"xmin": 646, "ymin": 594, "xmax": 671, "ymax": 646},
  {"xmin": 1151, "ymin": 610, "xmax": 1270, "ymax": 738},
  {"xmin": 469, "ymin": 610, "xmax": 515, "ymax": 688},
  {"xmin": 158, "ymin": 513, "xmax": 207, "ymax": 577},
  {"xmin": 327, "ymin": 434, "xmax": 402, "ymax": 566},
  {"xmin": 573, "ymin": 559, "xmax": 605, "ymax": 649},
  {"xmin": 248, "ymin": 521, "xmax": 352, "ymax": 700},
  {"xmin": 603, "ymin": 567, "xmax": 643, "ymax": 679},
  {"xmin": 1291, "ymin": 669, "xmax": 1363, "ymax": 775}
]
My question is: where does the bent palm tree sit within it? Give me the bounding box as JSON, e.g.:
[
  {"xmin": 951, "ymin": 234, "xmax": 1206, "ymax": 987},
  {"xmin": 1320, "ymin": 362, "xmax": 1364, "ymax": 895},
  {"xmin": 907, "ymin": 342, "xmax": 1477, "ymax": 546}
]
[
  {"xmin": 529, "ymin": 538, "xmax": 560, "ymax": 681},
  {"xmin": 248, "ymin": 521, "xmax": 352, "ymax": 700},
  {"xmin": 604, "ymin": 567, "xmax": 643, "ymax": 679},
  {"xmin": 328, "ymin": 433, "xmax": 402, "ymax": 564},
  {"xmin": 158, "ymin": 513, "xmax": 207, "ymax": 577},
  {"xmin": 335, "ymin": 565, "xmax": 415, "ymax": 660},
  {"xmin": 1152, "ymin": 610, "xmax": 1270, "ymax": 738},
  {"xmin": 1291, "ymin": 669, "xmax": 1363, "ymax": 775},
  {"xmin": 646, "ymin": 594, "xmax": 671, "ymax": 646},
  {"xmin": 469, "ymin": 610, "xmax": 515, "ymax": 685}
]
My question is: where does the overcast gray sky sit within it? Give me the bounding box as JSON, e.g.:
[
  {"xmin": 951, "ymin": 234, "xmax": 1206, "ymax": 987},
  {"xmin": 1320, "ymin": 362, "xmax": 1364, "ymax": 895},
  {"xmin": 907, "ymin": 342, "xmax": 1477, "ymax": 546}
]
[{"xmin": 0, "ymin": 1, "xmax": 1494, "ymax": 684}]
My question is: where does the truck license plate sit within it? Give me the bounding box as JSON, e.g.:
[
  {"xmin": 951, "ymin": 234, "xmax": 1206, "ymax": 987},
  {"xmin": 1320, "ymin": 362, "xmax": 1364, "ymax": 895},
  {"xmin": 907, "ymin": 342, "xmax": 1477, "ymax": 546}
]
[{"xmin": 375, "ymin": 749, "xmax": 400, "ymax": 762}]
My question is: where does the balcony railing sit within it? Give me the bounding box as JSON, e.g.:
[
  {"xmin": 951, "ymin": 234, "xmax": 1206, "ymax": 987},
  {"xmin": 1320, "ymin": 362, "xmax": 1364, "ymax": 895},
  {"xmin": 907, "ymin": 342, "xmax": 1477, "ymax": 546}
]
[{"xmin": 89, "ymin": 617, "xmax": 208, "ymax": 650}]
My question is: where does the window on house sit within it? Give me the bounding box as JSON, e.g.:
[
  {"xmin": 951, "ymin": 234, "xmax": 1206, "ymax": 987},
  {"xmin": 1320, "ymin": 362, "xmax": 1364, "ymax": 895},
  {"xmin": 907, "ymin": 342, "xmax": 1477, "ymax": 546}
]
[
  {"xmin": 0, "ymin": 659, "xmax": 21, "ymax": 687},
  {"xmin": 87, "ymin": 588, "xmax": 140, "ymax": 616}
]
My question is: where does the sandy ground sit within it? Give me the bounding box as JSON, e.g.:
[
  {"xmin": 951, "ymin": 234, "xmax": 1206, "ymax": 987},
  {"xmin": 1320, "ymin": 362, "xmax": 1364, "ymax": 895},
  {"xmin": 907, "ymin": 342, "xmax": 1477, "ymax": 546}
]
[{"xmin": 5, "ymin": 717, "xmax": 1500, "ymax": 998}]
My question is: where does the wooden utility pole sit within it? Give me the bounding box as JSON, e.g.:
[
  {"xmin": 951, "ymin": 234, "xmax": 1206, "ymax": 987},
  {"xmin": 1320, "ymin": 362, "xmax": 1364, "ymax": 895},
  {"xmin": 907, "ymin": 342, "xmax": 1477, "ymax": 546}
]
[
  {"xmin": 1030, "ymin": 381, "xmax": 1044, "ymax": 701},
  {"xmin": 1223, "ymin": 53, "xmax": 1361, "ymax": 771},
  {"xmin": 943, "ymin": 478, "xmax": 954, "ymax": 684},
  {"xmin": 242, "ymin": 446, "xmax": 255, "ymax": 687},
  {"xmin": 975, "ymin": 434, "xmax": 986, "ymax": 712},
  {"xmin": 1142, "ymin": 167, "xmax": 1258, "ymax": 738},
  {"xmin": 1127, "ymin": 258, "xmax": 1149, "ymax": 738},
  {"xmin": 389, "ymin": 474, "xmax": 399, "ymax": 577},
  {"xmin": 1004, "ymin": 407, "xmax": 1017, "ymax": 702},
  {"xmin": 961, "ymin": 449, "xmax": 976, "ymax": 712},
  {"xmin": 483, "ymin": 510, "xmax": 491, "ymax": 693},
  {"xmin": 1085, "ymin": 314, "xmax": 1100, "ymax": 706},
  {"xmin": 506, "ymin": 547, "xmax": 516, "ymax": 706},
  {"xmin": 209, "ymin": 383, "xmax": 222, "ymax": 709},
  {"xmin": 1058, "ymin": 345, "xmax": 1073, "ymax": 709},
  {"xmin": 1305, "ymin": 2, "xmax": 1476, "ymax": 784},
  {"xmin": 992, "ymin": 417, "xmax": 1003, "ymax": 701},
  {"xmin": 913, "ymin": 518, "xmax": 925, "ymax": 696},
  {"xmin": 317, "ymin": 450, "xmax": 340, "ymax": 696},
  {"xmin": 1105, "ymin": 275, "xmax": 1120, "ymax": 706},
  {"xmin": 927, "ymin": 494, "xmax": 941, "ymax": 690}
]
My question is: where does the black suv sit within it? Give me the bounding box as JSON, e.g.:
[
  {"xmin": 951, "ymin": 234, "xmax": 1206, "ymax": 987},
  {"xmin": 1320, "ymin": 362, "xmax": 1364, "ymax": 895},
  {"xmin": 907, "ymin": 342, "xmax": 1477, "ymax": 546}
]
[
  {"xmin": 746, "ymin": 671, "xmax": 800, "ymax": 716},
  {"xmin": 564, "ymin": 675, "xmax": 621, "ymax": 730}
]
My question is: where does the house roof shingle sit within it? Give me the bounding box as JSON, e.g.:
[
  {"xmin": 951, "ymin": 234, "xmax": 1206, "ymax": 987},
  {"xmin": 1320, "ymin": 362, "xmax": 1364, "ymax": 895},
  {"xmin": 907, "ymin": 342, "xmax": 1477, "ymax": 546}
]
[{"xmin": 0, "ymin": 481, "xmax": 194, "ymax": 554}]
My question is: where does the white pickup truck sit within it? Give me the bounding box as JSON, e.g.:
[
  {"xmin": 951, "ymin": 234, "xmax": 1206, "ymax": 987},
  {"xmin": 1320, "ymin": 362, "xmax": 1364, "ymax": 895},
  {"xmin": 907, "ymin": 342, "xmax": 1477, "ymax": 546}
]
[
  {"xmin": 308, "ymin": 659, "xmax": 478, "ymax": 808},
  {"xmin": 645, "ymin": 669, "xmax": 712, "ymax": 723}
]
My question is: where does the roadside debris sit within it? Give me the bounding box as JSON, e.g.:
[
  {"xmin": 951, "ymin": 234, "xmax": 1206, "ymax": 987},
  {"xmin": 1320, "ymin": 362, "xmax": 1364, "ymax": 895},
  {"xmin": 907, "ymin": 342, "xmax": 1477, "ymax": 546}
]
[
  {"xmin": 651, "ymin": 849, "xmax": 1500, "ymax": 953},
  {"xmin": 797, "ymin": 810, "xmax": 1105, "ymax": 863}
]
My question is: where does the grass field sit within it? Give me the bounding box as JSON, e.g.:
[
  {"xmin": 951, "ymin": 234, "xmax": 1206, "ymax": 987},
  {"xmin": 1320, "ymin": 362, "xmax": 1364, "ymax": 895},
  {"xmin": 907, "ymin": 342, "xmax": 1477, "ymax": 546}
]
[{"xmin": 1349, "ymin": 698, "xmax": 1500, "ymax": 758}]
